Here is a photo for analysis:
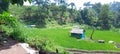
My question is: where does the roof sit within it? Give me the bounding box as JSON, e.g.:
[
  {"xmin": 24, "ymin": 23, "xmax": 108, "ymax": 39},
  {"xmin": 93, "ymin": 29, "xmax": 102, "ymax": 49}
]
[{"xmin": 70, "ymin": 27, "xmax": 84, "ymax": 34}]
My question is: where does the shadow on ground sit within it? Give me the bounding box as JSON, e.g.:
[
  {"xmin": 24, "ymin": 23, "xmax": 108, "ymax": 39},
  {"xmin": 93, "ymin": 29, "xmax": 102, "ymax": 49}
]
[{"xmin": 0, "ymin": 37, "xmax": 18, "ymax": 50}]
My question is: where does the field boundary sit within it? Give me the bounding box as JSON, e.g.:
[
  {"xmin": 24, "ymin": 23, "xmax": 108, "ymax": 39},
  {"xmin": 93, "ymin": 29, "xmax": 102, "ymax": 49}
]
[{"xmin": 66, "ymin": 48, "xmax": 120, "ymax": 54}]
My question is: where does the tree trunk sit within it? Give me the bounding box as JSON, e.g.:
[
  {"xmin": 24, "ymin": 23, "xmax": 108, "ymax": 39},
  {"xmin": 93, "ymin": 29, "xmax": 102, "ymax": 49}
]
[{"xmin": 90, "ymin": 28, "xmax": 94, "ymax": 40}]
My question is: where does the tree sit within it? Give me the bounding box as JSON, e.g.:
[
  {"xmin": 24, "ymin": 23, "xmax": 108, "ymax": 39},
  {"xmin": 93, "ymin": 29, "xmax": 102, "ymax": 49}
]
[
  {"xmin": 110, "ymin": 1, "xmax": 120, "ymax": 13},
  {"xmin": 68, "ymin": 2, "xmax": 75, "ymax": 9},
  {"xmin": 88, "ymin": 9, "xmax": 96, "ymax": 40},
  {"xmin": 54, "ymin": 0, "xmax": 67, "ymax": 5},
  {"xmin": 87, "ymin": 9, "xmax": 97, "ymax": 26},
  {"xmin": 68, "ymin": 2, "xmax": 76, "ymax": 24},
  {"xmin": 0, "ymin": 0, "xmax": 31, "ymax": 13},
  {"xmin": 115, "ymin": 9, "xmax": 120, "ymax": 28},
  {"xmin": 81, "ymin": 8, "xmax": 96, "ymax": 25},
  {"xmin": 53, "ymin": 0, "xmax": 68, "ymax": 25},
  {"xmin": 98, "ymin": 4, "xmax": 112, "ymax": 30},
  {"xmin": 80, "ymin": 8, "xmax": 96, "ymax": 40},
  {"xmin": 76, "ymin": 9, "xmax": 83, "ymax": 24},
  {"xmin": 83, "ymin": 1, "xmax": 92, "ymax": 8},
  {"xmin": 0, "ymin": 0, "xmax": 9, "ymax": 13},
  {"xmin": 81, "ymin": 8, "xmax": 88, "ymax": 24},
  {"xmin": 110, "ymin": 1, "xmax": 120, "ymax": 28},
  {"xmin": 10, "ymin": 0, "xmax": 31, "ymax": 6},
  {"xmin": 92, "ymin": 3, "xmax": 101, "ymax": 15}
]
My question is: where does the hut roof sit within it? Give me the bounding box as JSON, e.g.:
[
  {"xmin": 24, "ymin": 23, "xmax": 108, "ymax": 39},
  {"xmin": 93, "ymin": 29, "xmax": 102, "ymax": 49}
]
[{"xmin": 70, "ymin": 28, "xmax": 84, "ymax": 34}]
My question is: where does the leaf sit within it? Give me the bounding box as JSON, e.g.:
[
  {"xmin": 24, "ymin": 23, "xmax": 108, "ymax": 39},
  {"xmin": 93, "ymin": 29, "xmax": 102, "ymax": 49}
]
[
  {"xmin": 24, "ymin": 0, "xmax": 27, "ymax": 2},
  {"xmin": 5, "ymin": 0, "xmax": 10, "ymax": 2},
  {"xmin": 28, "ymin": 0, "xmax": 32, "ymax": 3}
]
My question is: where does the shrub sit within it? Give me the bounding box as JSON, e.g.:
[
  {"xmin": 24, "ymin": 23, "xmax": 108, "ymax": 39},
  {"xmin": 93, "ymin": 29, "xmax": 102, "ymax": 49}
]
[
  {"xmin": 26, "ymin": 37, "xmax": 66, "ymax": 54},
  {"xmin": 0, "ymin": 12, "xmax": 18, "ymax": 27},
  {"xmin": 0, "ymin": 12, "xmax": 66, "ymax": 53},
  {"xmin": 0, "ymin": 12, "xmax": 27, "ymax": 42}
]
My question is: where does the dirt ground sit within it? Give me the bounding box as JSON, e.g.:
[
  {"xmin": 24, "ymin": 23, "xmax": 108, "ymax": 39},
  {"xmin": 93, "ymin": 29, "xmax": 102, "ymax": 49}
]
[
  {"xmin": 67, "ymin": 49, "xmax": 120, "ymax": 54},
  {"xmin": 0, "ymin": 38, "xmax": 28, "ymax": 54}
]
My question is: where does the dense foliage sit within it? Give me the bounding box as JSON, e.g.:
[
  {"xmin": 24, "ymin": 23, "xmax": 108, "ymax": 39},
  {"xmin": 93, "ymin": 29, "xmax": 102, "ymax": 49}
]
[
  {"xmin": 0, "ymin": 0, "xmax": 31, "ymax": 13},
  {"xmin": 8, "ymin": 1, "xmax": 120, "ymax": 30},
  {"xmin": 0, "ymin": 12, "xmax": 18, "ymax": 27}
]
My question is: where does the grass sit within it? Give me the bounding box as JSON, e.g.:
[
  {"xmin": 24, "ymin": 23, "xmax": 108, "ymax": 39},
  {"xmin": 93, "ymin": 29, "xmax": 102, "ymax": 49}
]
[
  {"xmin": 86, "ymin": 30, "xmax": 120, "ymax": 43},
  {"xmin": 24, "ymin": 28, "xmax": 120, "ymax": 51}
]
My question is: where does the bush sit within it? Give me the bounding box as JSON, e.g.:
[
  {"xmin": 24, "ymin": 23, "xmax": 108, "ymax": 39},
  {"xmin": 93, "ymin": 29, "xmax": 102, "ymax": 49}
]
[
  {"xmin": 0, "ymin": 12, "xmax": 67, "ymax": 53},
  {"xmin": 0, "ymin": 12, "xmax": 18, "ymax": 27},
  {"xmin": 111, "ymin": 28, "xmax": 120, "ymax": 33},
  {"xmin": 0, "ymin": 12, "xmax": 28, "ymax": 42},
  {"xmin": 10, "ymin": 24, "xmax": 27, "ymax": 42},
  {"xmin": 26, "ymin": 37, "xmax": 66, "ymax": 54}
]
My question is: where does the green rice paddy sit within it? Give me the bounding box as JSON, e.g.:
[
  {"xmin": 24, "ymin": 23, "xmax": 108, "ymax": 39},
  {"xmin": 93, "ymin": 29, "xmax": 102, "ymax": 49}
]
[{"xmin": 25, "ymin": 28, "xmax": 120, "ymax": 51}]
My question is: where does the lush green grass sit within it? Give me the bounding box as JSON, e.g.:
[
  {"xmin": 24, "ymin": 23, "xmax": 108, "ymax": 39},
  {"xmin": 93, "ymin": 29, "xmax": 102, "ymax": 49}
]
[
  {"xmin": 88, "ymin": 30, "xmax": 120, "ymax": 43},
  {"xmin": 25, "ymin": 28, "xmax": 120, "ymax": 51}
]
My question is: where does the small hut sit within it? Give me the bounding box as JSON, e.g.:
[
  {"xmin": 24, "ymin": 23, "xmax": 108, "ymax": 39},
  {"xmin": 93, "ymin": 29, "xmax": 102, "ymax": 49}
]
[{"xmin": 70, "ymin": 27, "xmax": 85, "ymax": 39}]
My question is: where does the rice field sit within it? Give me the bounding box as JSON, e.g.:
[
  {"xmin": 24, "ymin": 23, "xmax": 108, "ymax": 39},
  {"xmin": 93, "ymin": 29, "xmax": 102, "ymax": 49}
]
[{"xmin": 25, "ymin": 28, "xmax": 120, "ymax": 51}]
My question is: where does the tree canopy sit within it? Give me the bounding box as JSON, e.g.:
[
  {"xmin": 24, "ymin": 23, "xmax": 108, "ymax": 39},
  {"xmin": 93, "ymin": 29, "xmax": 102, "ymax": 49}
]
[
  {"xmin": 7, "ymin": 1, "xmax": 120, "ymax": 29},
  {"xmin": 0, "ymin": 0, "xmax": 31, "ymax": 13}
]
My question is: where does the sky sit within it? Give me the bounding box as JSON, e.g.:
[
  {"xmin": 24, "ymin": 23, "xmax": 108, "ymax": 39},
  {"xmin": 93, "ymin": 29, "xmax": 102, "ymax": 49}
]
[
  {"xmin": 24, "ymin": 0, "xmax": 120, "ymax": 9},
  {"xmin": 67, "ymin": 0, "xmax": 120, "ymax": 9}
]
